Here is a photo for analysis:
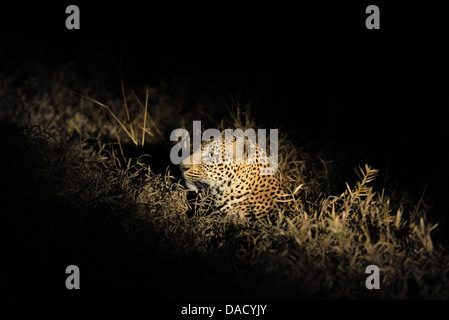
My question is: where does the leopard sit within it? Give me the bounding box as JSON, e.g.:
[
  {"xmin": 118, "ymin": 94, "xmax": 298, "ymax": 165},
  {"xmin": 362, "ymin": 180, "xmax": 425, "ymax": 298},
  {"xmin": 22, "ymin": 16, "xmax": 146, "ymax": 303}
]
[{"xmin": 179, "ymin": 130, "xmax": 286, "ymax": 219}]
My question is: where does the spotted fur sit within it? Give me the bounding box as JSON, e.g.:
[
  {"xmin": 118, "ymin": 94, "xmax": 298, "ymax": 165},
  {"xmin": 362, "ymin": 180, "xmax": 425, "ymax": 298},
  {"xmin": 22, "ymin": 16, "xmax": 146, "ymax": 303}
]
[{"xmin": 180, "ymin": 131, "xmax": 284, "ymax": 218}]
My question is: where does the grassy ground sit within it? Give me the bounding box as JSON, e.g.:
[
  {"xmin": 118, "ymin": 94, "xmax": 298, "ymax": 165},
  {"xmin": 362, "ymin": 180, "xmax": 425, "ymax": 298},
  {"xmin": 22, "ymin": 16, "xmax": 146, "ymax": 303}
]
[{"xmin": 1, "ymin": 61, "xmax": 449, "ymax": 300}]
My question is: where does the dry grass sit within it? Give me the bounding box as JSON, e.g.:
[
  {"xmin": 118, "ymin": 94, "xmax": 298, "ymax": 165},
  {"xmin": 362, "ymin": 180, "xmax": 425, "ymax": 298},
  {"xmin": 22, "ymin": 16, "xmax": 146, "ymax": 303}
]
[{"xmin": 1, "ymin": 66, "xmax": 449, "ymax": 299}]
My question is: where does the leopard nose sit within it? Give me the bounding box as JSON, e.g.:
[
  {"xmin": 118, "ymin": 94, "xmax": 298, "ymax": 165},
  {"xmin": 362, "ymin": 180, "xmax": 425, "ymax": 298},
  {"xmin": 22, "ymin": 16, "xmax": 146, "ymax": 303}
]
[{"xmin": 179, "ymin": 163, "xmax": 187, "ymax": 172}]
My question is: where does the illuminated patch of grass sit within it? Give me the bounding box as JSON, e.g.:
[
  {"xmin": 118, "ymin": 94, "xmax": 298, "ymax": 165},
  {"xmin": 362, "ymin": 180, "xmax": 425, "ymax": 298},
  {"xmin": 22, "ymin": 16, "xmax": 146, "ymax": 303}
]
[{"xmin": 1, "ymin": 68, "xmax": 448, "ymax": 299}]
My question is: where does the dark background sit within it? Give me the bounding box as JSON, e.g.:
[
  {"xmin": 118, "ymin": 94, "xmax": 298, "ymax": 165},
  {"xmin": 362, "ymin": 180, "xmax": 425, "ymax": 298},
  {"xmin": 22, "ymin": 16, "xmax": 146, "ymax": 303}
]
[
  {"xmin": 1, "ymin": 2, "xmax": 449, "ymax": 299},
  {"xmin": 2, "ymin": 2, "xmax": 447, "ymax": 187}
]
